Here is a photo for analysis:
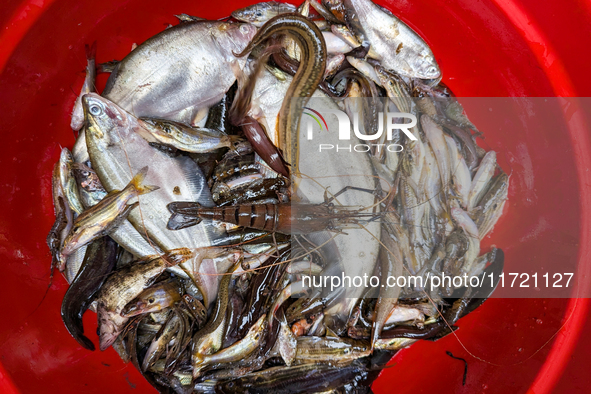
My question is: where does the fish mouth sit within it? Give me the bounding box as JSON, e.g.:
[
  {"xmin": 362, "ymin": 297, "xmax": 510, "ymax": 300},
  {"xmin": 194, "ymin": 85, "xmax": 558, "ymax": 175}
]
[
  {"xmin": 99, "ymin": 331, "xmax": 119, "ymax": 351},
  {"xmin": 83, "ymin": 93, "xmax": 129, "ymax": 129},
  {"xmin": 121, "ymin": 302, "xmax": 145, "ymax": 317}
]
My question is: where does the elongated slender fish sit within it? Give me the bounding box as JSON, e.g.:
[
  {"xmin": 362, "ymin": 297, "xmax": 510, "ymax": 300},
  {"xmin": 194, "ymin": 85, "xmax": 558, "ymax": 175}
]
[
  {"xmin": 235, "ymin": 14, "xmax": 327, "ymax": 174},
  {"xmin": 192, "ymin": 262, "xmax": 241, "ymax": 378},
  {"xmin": 372, "ymin": 217, "xmax": 403, "ymax": 348},
  {"xmin": 59, "ymin": 167, "xmax": 159, "ymax": 262},
  {"xmin": 468, "ymin": 150, "xmax": 497, "ymax": 210},
  {"xmin": 197, "ymin": 315, "xmax": 266, "ymax": 370},
  {"xmin": 122, "ymin": 279, "xmax": 182, "ymax": 317},
  {"xmin": 142, "ymin": 312, "xmax": 181, "ymax": 371},
  {"xmin": 61, "ymin": 237, "xmax": 118, "ymax": 350},
  {"xmin": 71, "ymin": 43, "xmax": 96, "ymax": 131},
  {"xmin": 72, "ymin": 162, "xmax": 164, "ymax": 259},
  {"xmin": 96, "ymin": 248, "xmax": 193, "ymax": 350},
  {"xmin": 474, "ymin": 172, "xmax": 509, "ymax": 239},
  {"xmin": 58, "ymin": 148, "xmax": 84, "ymax": 217},
  {"xmin": 232, "ymin": 1, "xmax": 297, "ymax": 26},
  {"xmin": 294, "ymin": 336, "xmax": 371, "ymax": 365},
  {"xmin": 137, "ymin": 118, "xmax": 242, "ymax": 153}
]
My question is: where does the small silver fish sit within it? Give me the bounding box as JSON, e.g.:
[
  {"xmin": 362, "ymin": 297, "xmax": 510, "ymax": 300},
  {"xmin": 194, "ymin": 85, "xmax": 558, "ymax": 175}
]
[
  {"xmin": 59, "ymin": 167, "xmax": 159, "ymax": 262},
  {"xmin": 232, "ymin": 1, "xmax": 297, "ymax": 27},
  {"xmin": 137, "ymin": 118, "xmax": 242, "ymax": 154},
  {"xmin": 70, "ymin": 43, "xmax": 96, "ymax": 131}
]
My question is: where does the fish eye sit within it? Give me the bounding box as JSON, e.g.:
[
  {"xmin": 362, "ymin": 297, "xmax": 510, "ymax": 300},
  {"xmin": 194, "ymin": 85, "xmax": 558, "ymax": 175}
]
[
  {"xmin": 163, "ymin": 125, "xmax": 172, "ymax": 134},
  {"xmin": 148, "ymin": 298, "xmax": 155, "ymax": 303},
  {"xmin": 256, "ymin": 10, "xmax": 263, "ymax": 17},
  {"xmin": 89, "ymin": 104, "xmax": 103, "ymax": 116}
]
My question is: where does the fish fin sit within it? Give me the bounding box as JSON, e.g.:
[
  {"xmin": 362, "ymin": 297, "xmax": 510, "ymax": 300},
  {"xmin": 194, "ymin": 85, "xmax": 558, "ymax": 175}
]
[
  {"xmin": 174, "ymin": 13, "xmax": 205, "ymax": 23},
  {"xmin": 227, "ymin": 135, "xmax": 246, "ymax": 152},
  {"xmin": 162, "ymin": 248, "xmax": 194, "ymax": 267},
  {"xmin": 325, "ymin": 327, "xmax": 339, "ymax": 338},
  {"xmin": 97, "ymin": 60, "xmax": 119, "ymax": 74},
  {"xmin": 148, "ymin": 142, "xmax": 180, "ymax": 157},
  {"xmin": 123, "ymin": 201, "xmax": 140, "ymax": 215},
  {"xmin": 176, "ymin": 156, "xmax": 214, "ymax": 206},
  {"xmin": 129, "ymin": 166, "xmax": 160, "ymax": 195},
  {"xmin": 85, "ymin": 41, "xmax": 97, "ymax": 64}
]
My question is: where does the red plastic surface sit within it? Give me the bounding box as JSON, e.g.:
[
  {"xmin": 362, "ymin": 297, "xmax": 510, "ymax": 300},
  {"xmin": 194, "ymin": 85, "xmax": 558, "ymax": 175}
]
[{"xmin": 1, "ymin": 0, "xmax": 590, "ymax": 393}]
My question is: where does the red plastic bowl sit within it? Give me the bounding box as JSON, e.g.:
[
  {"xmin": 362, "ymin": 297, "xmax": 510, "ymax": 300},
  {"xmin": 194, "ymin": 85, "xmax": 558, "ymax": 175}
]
[{"xmin": 1, "ymin": 0, "xmax": 591, "ymax": 393}]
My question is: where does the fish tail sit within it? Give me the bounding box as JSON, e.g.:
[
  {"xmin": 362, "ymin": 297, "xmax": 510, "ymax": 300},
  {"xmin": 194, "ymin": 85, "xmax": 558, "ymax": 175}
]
[
  {"xmin": 162, "ymin": 247, "xmax": 194, "ymax": 267},
  {"xmin": 129, "ymin": 166, "xmax": 160, "ymax": 195},
  {"xmin": 228, "ymin": 135, "xmax": 245, "ymax": 144},
  {"xmin": 85, "ymin": 41, "xmax": 97, "ymax": 63}
]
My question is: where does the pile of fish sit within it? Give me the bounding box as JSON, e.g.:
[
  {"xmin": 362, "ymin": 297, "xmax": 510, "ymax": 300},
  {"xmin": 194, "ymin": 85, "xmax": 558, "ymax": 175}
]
[{"xmin": 47, "ymin": 0, "xmax": 509, "ymax": 392}]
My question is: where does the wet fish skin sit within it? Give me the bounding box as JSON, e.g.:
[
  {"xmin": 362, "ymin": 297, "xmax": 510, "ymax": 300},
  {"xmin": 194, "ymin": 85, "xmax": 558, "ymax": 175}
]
[
  {"xmin": 59, "ymin": 148, "xmax": 85, "ymax": 216},
  {"xmin": 137, "ymin": 117, "xmax": 241, "ymax": 154},
  {"xmin": 121, "ymin": 279, "xmax": 183, "ymax": 317},
  {"xmin": 474, "ymin": 172, "xmax": 509, "ymax": 239},
  {"xmin": 294, "ymin": 336, "xmax": 371, "ymax": 365},
  {"xmin": 71, "ymin": 161, "xmax": 164, "ymax": 259},
  {"xmin": 343, "ymin": 0, "xmax": 440, "ymax": 79},
  {"xmin": 142, "ymin": 312, "xmax": 181, "ymax": 371},
  {"xmin": 47, "ymin": 173, "xmax": 69, "ymax": 273},
  {"xmin": 83, "ymin": 93, "xmax": 217, "ymax": 288},
  {"xmin": 64, "ymin": 244, "xmax": 88, "ymax": 284},
  {"xmin": 72, "ymin": 162, "xmax": 106, "ymax": 208},
  {"xmin": 192, "ymin": 262, "xmax": 241, "ymax": 377},
  {"xmin": 232, "ymin": 1, "xmax": 297, "ymax": 26},
  {"xmin": 96, "ymin": 248, "xmax": 193, "ymax": 351},
  {"xmin": 276, "ymin": 314, "xmax": 297, "ymax": 366},
  {"xmin": 59, "ymin": 166, "xmax": 159, "ymax": 262},
  {"xmin": 468, "ymin": 150, "xmax": 497, "ymax": 210},
  {"xmin": 421, "ymin": 115, "xmax": 451, "ymax": 201},
  {"xmin": 445, "ymin": 135, "xmax": 471, "ymax": 208},
  {"xmin": 102, "ymin": 21, "xmax": 257, "ymax": 124},
  {"xmin": 198, "ymin": 315, "xmax": 266, "ymax": 368},
  {"xmin": 71, "ymin": 43, "xmax": 96, "ymax": 131},
  {"xmin": 235, "ymin": 14, "xmax": 327, "ymax": 174},
  {"xmin": 371, "ymin": 218, "xmax": 403, "ymax": 348},
  {"xmin": 61, "ymin": 237, "xmax": 118, "ymax": 351},
  {"xmin": 216, "ymin": 363, "xmax": 368, "ymax": 394}
]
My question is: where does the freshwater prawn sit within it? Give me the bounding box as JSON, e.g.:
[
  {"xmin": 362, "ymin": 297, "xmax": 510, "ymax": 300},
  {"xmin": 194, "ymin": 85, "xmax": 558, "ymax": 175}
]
[{"xmin": 166, "ymin": 183, "xmax": 386, "ymax": 235}]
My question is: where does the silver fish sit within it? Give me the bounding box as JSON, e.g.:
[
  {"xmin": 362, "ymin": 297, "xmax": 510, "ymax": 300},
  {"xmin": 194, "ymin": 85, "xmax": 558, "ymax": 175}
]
[
  {"xmin": 70, "ymin": 43, "xmax": 96, "ymax": 131},
  {"xmin": 474, "ymin": 172, "xmax": 509, "ymax": 239},
  {"xmin": 137, "ymin": 118, "xmax": 242, "ymax": 154},
  {"xmin": 421, "ymin": 115, "xmax": 451, "ymax": 200},
  {"xmin": 232, "ymin": 1, "xmax": 297, "ymax": 26},
  {"xmin": 468, "ymin": 150, "xmax": 497, "ymax": 210},
  {"xmin": 343, "ymin": 0, "xmax": 440, "ymax": 79},
  {"xmin": 58, "ymin": 148, "xmax": 84, "ymax": 216},
  {"xmin": 445, "ymin": 135, "xmax": 471, "ymax": 208},
  {"xmin": 83, "ymin": 94, "xmax": 220, "ymax": 288},
  {"xmin": 59, "ymin": 167, "xmax": 159, "ymax": 262},
  {"xmin": 71, "ymin": 162, "xmax": 164, "ymax": 259},
  {"xmin": 102, "ymin": 21, "xmax": 256, "ymax": 124}
]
